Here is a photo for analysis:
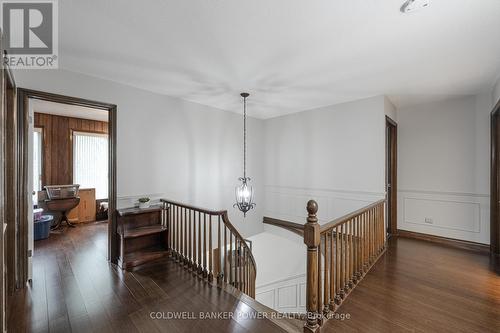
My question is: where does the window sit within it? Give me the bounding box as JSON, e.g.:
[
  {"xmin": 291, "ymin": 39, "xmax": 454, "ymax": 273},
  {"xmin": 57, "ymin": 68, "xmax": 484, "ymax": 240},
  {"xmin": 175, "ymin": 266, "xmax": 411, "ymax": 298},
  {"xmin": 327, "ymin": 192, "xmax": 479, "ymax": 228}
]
[
  {"xmin": 73, "ymin": 131, "xmax": 108, "ymax": 200},
  {"xmin": 33, "ymin": 128, "xmax": 43, "ymax": 202}
]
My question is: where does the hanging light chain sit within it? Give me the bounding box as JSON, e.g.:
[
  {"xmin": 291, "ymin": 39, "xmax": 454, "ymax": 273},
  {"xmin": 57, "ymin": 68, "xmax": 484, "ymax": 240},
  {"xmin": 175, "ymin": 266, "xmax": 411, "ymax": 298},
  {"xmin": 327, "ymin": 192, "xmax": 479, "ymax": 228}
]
[{"xmin": 243, "ymin": 94, "xmax": 247, "ymax": 180}]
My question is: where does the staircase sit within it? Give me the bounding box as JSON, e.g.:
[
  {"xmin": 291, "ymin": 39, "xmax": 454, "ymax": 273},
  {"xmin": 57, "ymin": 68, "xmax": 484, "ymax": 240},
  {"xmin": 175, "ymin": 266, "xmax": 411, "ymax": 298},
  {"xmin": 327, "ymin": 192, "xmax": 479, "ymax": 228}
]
[
  {"xmin": 161, "ymin": 199, "xmax": 257, "ymax": 297},
  {"xmin": 262, "ymin": 199, "xmax": 387, "ymax": 333}
]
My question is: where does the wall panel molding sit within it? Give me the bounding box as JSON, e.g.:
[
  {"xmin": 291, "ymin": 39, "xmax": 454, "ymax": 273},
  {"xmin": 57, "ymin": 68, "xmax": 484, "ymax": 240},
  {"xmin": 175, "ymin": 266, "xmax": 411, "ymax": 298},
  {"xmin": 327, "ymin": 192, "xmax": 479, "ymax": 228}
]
[
  {"xmin": 398, "ymin": 189, "xmax": 489, "ymax": 244},
  {"xmin": 255, "ymin": 274, "xmax": 306, "ymax": 314}
]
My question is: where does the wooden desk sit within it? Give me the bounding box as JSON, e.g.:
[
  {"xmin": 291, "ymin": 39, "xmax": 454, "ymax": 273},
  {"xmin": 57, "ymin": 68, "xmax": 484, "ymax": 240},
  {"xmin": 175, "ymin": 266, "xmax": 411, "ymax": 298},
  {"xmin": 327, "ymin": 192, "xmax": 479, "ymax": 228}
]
[{"xmin": 68, "ymin": 188, "xmax": 96, "ymax": 223}]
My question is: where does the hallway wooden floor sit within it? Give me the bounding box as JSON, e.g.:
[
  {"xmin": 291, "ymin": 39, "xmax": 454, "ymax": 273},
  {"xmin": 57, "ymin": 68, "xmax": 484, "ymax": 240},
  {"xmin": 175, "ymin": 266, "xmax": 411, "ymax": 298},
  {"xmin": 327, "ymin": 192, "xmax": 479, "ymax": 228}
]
[
  {"xmin": 7, "ymin": 222, "xmax": 289, "ymax": 333},
  {"xmin": 324, "ymin": 237, "xmax": 500, "ymax": 333},
  {"xmin": 8, "ymin": 223, "xmax": 500, "ymax": 332}
]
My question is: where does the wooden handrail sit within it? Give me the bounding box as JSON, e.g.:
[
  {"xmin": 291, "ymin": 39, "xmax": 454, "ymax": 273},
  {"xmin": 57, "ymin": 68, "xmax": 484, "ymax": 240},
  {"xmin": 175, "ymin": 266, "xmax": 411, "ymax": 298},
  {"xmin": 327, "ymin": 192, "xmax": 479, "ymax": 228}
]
[
  {"xmin": 303, "ymin": 199, "xmax": 386, "ymax": 333},
  {"xmin": 160, "ymin": 198, "xmax": 257, "ymax": 297},
  {"xmin": 160, "ymin": 198, "xmax": 227, "ymax": 215},
  {"xmin": 263, "ymin": 216, "xmax": 305, "ymax": 236}
]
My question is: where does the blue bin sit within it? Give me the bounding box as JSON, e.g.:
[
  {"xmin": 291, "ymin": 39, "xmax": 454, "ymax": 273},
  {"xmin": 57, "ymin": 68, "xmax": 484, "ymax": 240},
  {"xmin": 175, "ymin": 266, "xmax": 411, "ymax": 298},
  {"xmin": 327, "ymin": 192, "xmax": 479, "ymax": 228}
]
[{"xmin": 34, "ymin": 215, "xmax": 53, "ymax": 241}]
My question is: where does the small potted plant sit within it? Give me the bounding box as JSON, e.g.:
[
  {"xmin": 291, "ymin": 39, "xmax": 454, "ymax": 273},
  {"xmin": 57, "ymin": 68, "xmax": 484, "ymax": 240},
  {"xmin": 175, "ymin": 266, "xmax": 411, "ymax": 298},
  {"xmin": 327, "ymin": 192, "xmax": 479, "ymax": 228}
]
[{"xmin": 138, "ymin": 197, "xmax": 151, "ymax": 209}]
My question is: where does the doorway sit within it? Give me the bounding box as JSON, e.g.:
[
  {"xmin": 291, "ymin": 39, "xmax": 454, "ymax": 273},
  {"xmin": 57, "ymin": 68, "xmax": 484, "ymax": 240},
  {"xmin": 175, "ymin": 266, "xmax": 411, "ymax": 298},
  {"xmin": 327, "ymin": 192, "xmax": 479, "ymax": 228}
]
[
  {"xmin": 16, "ymin": 89, "xmax": 117, "ymax": 287},
  {"xmin": 490, "ymin": 99, "xmax": 500, "ymax": 262},
  {"xmin": 386, "ymin": 116, "xmax": 397, "ymax": 236}
]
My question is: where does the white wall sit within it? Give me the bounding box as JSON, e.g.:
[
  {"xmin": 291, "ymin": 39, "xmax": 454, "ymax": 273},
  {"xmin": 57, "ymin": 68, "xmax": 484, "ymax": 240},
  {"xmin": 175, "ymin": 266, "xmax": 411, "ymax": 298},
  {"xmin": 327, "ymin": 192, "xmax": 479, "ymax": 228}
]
[
  {"xmin": 397, "ymin": 95, "xmax": 491, "ymax": 244},
  {"xmin": 384, "ymin": 96, "xmax": 397, "ymax": 121},
  {"xmin": 263, "ymin": 96, "xmax": 387, "ymax": 225},
  {"xmin": 14, "ymin": 69, "xmax": 265, "ymax": 237},
  {"xmin": 494, "ymin": 76, "xmax": 500, "ymax": 106}
]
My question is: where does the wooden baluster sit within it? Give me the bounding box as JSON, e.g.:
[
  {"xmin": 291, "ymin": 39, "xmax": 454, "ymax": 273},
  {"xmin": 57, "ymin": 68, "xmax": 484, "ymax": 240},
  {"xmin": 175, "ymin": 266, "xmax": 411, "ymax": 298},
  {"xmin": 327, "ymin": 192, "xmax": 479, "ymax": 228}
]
[
  {"xmin": 188, "ymin": 209, "xmax": 192, "ymax": 268},
  {"xmin": 203, "ymin": 213, "xmax": 207, "ymax": 277},
  {"xmin": 329, "ymin": 230, "xmax": 335, "ymax": 311},
  {"xmin": 376, "ymin": 205, "xmax": 380, "ymax": 254},
  {"xmin": 244, "ymin": 247, "xmax": 247, "ymax": 293},
  {"xmin": 169, "ymin": 204, "xmax": 173, "ymax": 252},
  {"xmin": 359, "ymin": 212, "xmax": 363, "ymax": 271},
  {"xmin": 198, "ymin": 212, "xmax": 202, "ymax": 274},
  {"xmin": 208, "ymin": 215, "xmax": 213, "ymax": 281},
  {"xmin": 349, "ymin": 219, "xmax": 354, "ymax": 285},
  {"xmin": 236, "ymin": 239, "xmax": 240, "ymax": 289},
  {"xmin": 238, "ymin": 239, "xmax": 242, "ymax": 290},
  {"xmin": 179, "ymin": 206, "xmax": 182, "ymax": 261},
  {"xmin": 176, "ymin": 205, "xmax": 179, "ymax": 259},
  {"xmin": 229, "ymin": 232, "xmax": 233, "ymax": 285},
  {"xmin": 366, "ymin": 211, "xmax": 370, "ymax": 269},
  {"xmin": 372, "ymin": 207, "xmax": 375, "ymax": 256},
  {"xmin": 224, "ymin": 225, "xmax": 228, "ymax": 283},
  {"xmin": 172, "ymin": 205, "xmax": 176, "ymax": 259},
  {"xmin": 171, "ymin": 205, "xmax": 175, "ymax": 257},
  {"xmin": 368, "ymin": 209, "xmax": 372, "ymax": 263},
  {"xmin": 375, "ymin": 207, "xmax": 378, "ymax": 254},
  {"xmin": 241, "ymin": 246, "xmax": 245, "ymax": 292},
  {"xmin": 177, "ymin": 206, "xmax": 181, "ymax": 261},
  {"xmin": 217, "ymin": 215, "xmax": 222, "ymax": 284},
  {"xmin": 184, "ymin": 207, "xmax": 188, "ymax": 265},
  {"xmin": 381, "ymin": 203, "xmax": 384, "ymax": 252},
  {"xmin": 372, "ymin": 208, "xmax": 375, "ymax": 261},
  {"xmin": 180, "ymin": 207, "xmax": 184, "ymax": 261},
  {"xmin": 341, "ymin": 223, "xmax": 346, "ymax": 297},
  {"xmin": 362, "ymin": 211, "xmax": 366, "ymax": 271},
  {"xmin": 358, "ymin": 214, "xmax": 362, "ymax": 276},
  {"xmin": 335, "ymin": 225, "xmax": 341, "ymax": 305},
  {"xmin": 304, "ymin": 200, "xmax": 320, "ymax": 333},
  {"xmin": 192, "ymin": 209, "xmax": 197, "ymax": 272},
  {"xmin": 353, "ymin": 216, "xmax": 357, "ymax": 282},
  {"xmin": 317, "ymin": 234, "xmax": 322, "ymax": 323},
  {"xmin": 323, "ymin": 233, "xmax": 330, "ymax": 317},
  {"xmin": 179, "ymin": 207, "xmax": 182, "ymax": 261},
  {"xmin": 368, "ymin": 209, "xmax": 371, "ymax": 264}
]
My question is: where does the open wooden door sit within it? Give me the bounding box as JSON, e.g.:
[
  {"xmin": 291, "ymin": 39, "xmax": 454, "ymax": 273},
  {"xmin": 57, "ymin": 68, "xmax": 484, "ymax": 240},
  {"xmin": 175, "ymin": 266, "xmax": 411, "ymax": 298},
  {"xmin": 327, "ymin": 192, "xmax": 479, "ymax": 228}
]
[{"xmin": 386, "ymin": 116, "xmax": 397, "ymax": 236}]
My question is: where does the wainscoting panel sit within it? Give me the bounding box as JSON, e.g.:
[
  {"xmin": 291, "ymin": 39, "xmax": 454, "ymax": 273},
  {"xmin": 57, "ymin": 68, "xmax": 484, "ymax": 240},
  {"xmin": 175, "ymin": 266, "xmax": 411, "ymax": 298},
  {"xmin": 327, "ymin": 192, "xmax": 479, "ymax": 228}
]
[
  {"xmin": 398, "ymin": 189, "xmax": 489, "ymax": 244},
  {"xmin": 255, "ymin": 274, "xmax": 306, "ymax": 314},
  {"xmin": 264, "ymin": 185, "xmax": 385, "ymax": 225}
]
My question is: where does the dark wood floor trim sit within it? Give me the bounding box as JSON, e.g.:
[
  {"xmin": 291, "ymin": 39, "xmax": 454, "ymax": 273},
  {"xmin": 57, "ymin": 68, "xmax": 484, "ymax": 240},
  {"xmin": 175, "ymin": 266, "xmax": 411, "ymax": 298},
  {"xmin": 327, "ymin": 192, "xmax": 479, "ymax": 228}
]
[{"xmin": 397, "ymin": 230, "xmax": 490, "ymax": 254}]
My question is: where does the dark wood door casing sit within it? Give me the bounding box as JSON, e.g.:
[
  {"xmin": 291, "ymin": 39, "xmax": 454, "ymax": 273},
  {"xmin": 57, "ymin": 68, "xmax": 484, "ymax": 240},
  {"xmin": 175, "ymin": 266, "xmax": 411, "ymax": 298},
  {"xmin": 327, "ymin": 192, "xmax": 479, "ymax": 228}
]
[
  {"xmin": 386, "ymin": 116, "xmax": 397, "ymax": 236},
  {"xmin": 491, "ymin": 99, "xmax": 500, "ymax": 259},
  {"xmin": 16, "ymin": 89, "xmax": 118, "ymax": 290}
]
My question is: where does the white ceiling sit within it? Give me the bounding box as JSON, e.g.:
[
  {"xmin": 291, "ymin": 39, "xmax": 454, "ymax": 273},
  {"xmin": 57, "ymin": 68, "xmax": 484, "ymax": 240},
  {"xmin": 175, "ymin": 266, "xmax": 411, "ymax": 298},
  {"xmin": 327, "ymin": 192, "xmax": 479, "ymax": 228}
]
[
  {"xmin": 59, "ymin": 0, "xmax": 500, "ymax": 118},
  {"xmin": 32, "ymin": 99, "xmax": 109, "ymax": 122}
]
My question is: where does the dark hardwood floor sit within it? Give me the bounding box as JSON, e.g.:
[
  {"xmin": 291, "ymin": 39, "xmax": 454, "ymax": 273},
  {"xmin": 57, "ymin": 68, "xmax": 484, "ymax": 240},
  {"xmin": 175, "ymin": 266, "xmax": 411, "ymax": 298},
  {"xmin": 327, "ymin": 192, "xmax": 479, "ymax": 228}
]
[
  {"xmin": 324, "ymin": 237, "xmax": 500, "ymax": 333},
  {"xmin": 7, "ymin": 222, "xmax": 289, "ymax": 333},
  {"xmin": 8, "ymin": 223, "xmax": 500, "ymax": 333}
]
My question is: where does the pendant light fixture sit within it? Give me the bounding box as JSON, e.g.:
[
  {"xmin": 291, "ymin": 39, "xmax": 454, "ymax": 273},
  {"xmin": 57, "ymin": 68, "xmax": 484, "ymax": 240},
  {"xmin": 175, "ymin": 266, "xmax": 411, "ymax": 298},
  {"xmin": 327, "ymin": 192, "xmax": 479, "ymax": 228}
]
[{"xmin": 234, "ymin": 92, "xmax": 256, "ymax": 217}]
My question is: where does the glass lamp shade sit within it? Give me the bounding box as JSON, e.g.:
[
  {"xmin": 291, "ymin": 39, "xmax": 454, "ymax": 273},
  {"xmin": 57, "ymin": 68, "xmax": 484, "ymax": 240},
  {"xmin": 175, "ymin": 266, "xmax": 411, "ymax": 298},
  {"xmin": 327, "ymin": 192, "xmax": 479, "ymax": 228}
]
[{"xmin": 234, "ymin": 177, "xmax": 256, "ymax": 216}]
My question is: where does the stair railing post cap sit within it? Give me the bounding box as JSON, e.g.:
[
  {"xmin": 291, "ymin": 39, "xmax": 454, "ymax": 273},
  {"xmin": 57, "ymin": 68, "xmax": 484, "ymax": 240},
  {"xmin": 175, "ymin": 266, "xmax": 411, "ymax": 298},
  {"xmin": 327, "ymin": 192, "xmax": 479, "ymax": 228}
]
[{"xmin": 307, "ymin": 200, "xmax": 318, "ymax": 215}]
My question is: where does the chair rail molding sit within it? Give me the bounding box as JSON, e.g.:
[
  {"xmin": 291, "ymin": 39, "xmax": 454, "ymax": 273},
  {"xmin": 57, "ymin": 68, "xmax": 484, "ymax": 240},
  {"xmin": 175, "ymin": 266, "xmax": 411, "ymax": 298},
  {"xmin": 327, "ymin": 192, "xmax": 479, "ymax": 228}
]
[{"xmin": 264, "ymin": 185, "xmax": 385, "ymax": 225}]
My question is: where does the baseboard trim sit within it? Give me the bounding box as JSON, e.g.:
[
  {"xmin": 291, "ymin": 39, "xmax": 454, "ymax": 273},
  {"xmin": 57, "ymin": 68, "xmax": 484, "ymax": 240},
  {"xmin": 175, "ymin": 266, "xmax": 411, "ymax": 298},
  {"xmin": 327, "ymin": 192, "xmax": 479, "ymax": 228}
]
[{"xmin": 397, "ymin": 230, "xmax": 490, "ymax": 254}]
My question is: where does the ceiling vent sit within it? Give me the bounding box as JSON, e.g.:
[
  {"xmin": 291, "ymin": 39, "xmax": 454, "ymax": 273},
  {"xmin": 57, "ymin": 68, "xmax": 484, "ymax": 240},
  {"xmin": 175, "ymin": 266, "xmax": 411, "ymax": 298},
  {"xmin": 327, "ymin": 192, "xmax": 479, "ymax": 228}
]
[{"xmin": 400, "ymin": 0, "xmax": 430, "ymax": 13}]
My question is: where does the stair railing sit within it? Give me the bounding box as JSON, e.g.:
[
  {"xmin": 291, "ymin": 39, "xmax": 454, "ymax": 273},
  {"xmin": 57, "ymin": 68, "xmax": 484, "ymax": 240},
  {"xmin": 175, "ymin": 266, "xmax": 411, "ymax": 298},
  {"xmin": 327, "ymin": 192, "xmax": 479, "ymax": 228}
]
[
  {"xmin": 161, "ymin": 199, "xmax": 256, "ymax": 297},
  {"xmin": 303, "ymin": 199, "xmax": 386, "ymax": 333}
]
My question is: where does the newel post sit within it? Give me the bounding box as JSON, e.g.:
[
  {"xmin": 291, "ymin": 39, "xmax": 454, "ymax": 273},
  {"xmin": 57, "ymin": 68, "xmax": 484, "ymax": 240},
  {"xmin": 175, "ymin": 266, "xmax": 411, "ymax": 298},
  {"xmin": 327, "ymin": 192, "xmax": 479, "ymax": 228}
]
[{"xmin": 304, "ymin": 200, "xmax": 320, "ymax": 333}]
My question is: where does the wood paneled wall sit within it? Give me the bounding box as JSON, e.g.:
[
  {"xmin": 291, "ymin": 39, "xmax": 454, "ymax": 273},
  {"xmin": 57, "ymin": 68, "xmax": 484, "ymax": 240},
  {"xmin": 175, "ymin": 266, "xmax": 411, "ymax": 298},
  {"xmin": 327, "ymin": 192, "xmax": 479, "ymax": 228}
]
[{"xmin": 34, "ymin": 113, "xmax": 108, "ymax": 186}]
